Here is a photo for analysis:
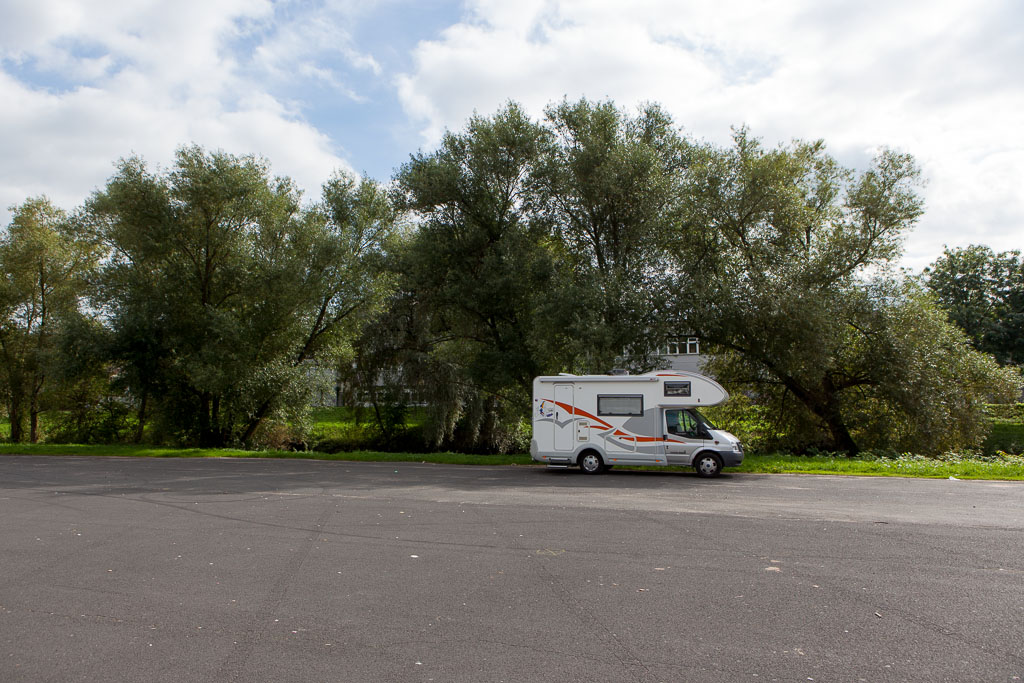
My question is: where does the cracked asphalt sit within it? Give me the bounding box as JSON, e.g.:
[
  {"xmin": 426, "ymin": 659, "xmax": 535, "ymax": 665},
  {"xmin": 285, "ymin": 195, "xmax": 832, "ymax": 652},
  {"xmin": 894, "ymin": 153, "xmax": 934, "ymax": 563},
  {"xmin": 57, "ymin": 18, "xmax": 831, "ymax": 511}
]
[{"xmin": 1, "ymin": 455, "xmax": 1022, "ymax": 682}]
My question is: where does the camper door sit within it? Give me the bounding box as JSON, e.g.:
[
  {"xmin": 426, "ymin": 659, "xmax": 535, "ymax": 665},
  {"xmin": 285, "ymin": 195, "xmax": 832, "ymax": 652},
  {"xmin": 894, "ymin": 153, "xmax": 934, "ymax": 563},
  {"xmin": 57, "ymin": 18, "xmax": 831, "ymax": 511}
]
[
  {"xmin": 552, "ymin": 384, "xmax": 574, "ymax": 451},
  {"xmin": 663, "ymin": 408, "xmax": 705, "ymax": 465}
]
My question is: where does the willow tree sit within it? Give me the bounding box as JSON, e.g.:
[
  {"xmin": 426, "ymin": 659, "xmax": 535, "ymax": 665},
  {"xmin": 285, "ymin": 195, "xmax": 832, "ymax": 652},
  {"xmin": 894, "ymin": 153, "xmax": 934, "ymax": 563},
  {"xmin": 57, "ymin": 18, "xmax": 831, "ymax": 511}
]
[
  {"xmin": 669, "ymin": 130, "xmax": 933, "ymax": 453},
  {"xmin": 392, "ymin": 103, "xmax": 560, "ymax": 450},
  {"xmin": 532, "ymin": 98, "xmax": 688, "ymax": 370},
  {"xmin": 89, "ymin": 146, "xmax": 394, "ymax": 447}
]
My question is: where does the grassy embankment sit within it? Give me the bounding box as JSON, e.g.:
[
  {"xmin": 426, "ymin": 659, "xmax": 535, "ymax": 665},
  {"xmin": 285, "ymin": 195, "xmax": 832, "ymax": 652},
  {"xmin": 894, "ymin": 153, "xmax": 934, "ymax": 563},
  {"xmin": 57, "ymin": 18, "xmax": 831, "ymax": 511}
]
[{"xmin": 1, "ymin": 406, "xmax": 1023, "ymax": 480}]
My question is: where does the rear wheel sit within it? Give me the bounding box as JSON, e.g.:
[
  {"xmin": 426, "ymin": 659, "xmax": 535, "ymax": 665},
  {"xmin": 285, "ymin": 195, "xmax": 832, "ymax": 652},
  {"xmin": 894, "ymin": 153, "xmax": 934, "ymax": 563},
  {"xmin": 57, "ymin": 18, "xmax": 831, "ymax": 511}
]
[
  {"xmin": 694, "ymin": 452, "xmax": 723, "ymax": 478},
  {"xmin": 579, "ymin": 451, "xmax": 605, "ymax": 475}
]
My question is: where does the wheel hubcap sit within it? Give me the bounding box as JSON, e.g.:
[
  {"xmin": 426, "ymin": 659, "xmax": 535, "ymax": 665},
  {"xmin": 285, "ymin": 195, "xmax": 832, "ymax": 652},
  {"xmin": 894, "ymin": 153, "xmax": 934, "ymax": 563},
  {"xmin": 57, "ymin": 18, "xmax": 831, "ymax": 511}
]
[
  {"xmin": 583, "ymin": 455, "xmax": 599, "ymax": 471},
  {"xmin": 699, "ymin": 458, "xmax": 716, "ymax": 474}
]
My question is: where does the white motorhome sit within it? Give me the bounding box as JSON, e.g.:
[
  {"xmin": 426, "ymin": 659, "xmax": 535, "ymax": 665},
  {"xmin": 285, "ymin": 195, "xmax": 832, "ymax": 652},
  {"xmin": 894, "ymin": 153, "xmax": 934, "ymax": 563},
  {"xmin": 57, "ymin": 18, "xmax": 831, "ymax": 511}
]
[{"xmin": 531, "ymin": 372, "xmax": 743, "ymax": 477}]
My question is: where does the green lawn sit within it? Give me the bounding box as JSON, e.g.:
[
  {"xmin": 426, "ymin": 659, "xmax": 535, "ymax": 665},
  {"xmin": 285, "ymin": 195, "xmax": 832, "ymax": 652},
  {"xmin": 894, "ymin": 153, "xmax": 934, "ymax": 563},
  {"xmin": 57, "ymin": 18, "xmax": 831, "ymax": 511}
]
[
  {"xmin": 734, "ymin": 452, "xmax": 1024, "ymax": 480},
  {"xmin": 984, "ymin": 420, "xmax": 1024, "ymax": 455},
  {"xmin": 2, "ymin": 443, "xmax": 1022, "ymax": 480}
]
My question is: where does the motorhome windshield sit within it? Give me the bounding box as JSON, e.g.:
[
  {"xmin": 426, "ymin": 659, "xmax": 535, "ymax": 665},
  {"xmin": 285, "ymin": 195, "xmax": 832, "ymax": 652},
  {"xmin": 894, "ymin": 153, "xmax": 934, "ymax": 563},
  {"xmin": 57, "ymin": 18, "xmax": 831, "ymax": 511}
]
[{"xmin": 688, "ymin": 409, "xmax": 717, "ymax": 430}]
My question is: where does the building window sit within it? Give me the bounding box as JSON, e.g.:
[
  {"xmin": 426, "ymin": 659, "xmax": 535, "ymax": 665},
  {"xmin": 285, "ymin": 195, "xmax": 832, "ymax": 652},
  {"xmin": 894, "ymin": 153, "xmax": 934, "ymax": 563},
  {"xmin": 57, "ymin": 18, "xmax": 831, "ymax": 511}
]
[
  {"xmin": 658, "ymin": 337, "xmax": 700, "ymax": 356},
  {"xmin": 597, "ymin": 395, "xmax": 644, "ymax": 416}
]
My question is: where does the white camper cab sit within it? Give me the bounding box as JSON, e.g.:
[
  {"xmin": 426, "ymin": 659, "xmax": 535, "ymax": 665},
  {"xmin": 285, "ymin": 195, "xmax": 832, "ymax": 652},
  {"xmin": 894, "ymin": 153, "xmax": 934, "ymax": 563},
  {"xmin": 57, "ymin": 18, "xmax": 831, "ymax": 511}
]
[{"xmin": 531, "ymin": 372, "xmax": 743, "ymax": 477}]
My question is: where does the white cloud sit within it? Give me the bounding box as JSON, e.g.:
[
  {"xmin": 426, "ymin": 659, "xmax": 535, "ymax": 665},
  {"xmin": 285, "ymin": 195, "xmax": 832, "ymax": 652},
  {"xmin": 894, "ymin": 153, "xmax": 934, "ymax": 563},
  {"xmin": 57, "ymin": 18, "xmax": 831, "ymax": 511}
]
[
  {"xmin": 4, "ymin": 0, "xmax": 1021, "ymax": 269},
  {"xmin": 396, "ymin": 0, "xmax": 1024, "ymax": 269},
  {"xmin": 0, "ymin": 0, "xmax": 366, "ymax": 224}
]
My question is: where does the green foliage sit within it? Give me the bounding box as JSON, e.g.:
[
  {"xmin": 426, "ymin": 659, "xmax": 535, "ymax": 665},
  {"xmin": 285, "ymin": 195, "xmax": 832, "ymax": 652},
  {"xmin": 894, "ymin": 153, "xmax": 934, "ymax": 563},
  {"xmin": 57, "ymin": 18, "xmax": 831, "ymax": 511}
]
[
  {"xmin": 45, "ymin": 316, "xmax": 135, "ymax": 444},
  {"xmin": 703, "ymin": 284, "xmax": 1021, "ymax": 455},
  {"xmin": 701, "ymin": 391, "xmax": 814, "ymax": 454},
  {"xmin": 847, "ymin": 285, "xmax": 1021, "ymax": 453},
  {"xmin": 533, "ymin": 98, "xmax": 687, "ymax": 369},
  {"xmin": 88, "ymin": 146, "xmax": 395, "ymax": 447},
  {"xmin": 736, "ymin": 451, "xmax": 1024, "ymax": 480},
  {"xmin": 5, "ymin": 100, "xmax": 1019, "ymax": 461},
  {"xmin": 924, "ymin": 245, "xmax": 1024, "ymax": 366},
  {"xmin": 666, "ymin": 129, "xmax": 976, "ymax": 454},
  {"xmin": 984, "ymin": 420, "xmax": 1024, "ymax": 455},
  {"xmin": 0, "ymin": 197, "xmax": 100, "ymax": 442},
  {"xmin": 47, "ymin": 384, "xmax": 134, "ymax": 444},
  {"xmin": 305, "ymin": 406, "xmax": 429, "ymax": 453},
  {"xmin": 389, "ymin": 103, "xmax": 557, "ymax": 451},
  {"xmin": 364, "ymin": 99, "xmax": 695, "ymax": 452},
  {"xmin": 985, "ymin": 403, "xmax": 1024, "ymax": 421},
  {"xmin": 3, "ymin": 440, "xmax": 1021, "ymax": 480}
]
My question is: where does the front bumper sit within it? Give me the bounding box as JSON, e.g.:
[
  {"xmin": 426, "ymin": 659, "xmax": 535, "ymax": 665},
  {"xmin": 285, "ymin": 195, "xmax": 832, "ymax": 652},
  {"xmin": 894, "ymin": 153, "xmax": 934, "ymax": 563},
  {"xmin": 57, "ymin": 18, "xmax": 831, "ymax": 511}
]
[{"xmin": 720, "ymin": 450, "xmax": 744, "ymax": 467}]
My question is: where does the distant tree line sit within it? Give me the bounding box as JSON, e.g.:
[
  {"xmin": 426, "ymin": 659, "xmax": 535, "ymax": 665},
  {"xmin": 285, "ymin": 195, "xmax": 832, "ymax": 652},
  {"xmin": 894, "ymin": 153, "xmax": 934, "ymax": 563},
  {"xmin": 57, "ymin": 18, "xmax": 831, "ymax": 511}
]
[
  {"xmin": 924, "ymin": 245, "xmax": 1024, "ymax": 367},
  {"xmin": 2, "ymin": 99, "xmax": 1020, "ymax": 454}
]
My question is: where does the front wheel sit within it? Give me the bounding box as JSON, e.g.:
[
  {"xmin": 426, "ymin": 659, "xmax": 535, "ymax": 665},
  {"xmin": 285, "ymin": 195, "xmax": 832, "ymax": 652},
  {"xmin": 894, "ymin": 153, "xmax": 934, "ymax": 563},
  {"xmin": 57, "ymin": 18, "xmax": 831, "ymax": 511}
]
[
  {"xmin": 694, "ymin": 452, "xmax": 723, "ymax": 478},
  {"xmin": 579, "ymin": 452, "xmax": 605, "ymax": 475}
]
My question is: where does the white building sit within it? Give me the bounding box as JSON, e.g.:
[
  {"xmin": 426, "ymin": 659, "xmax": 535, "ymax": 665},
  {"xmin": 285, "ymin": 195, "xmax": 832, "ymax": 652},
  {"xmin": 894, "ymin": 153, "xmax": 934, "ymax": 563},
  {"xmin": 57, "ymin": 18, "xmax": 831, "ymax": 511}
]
[{"xmin": 655, "ymin": 336, "xmax": 706, "ymax": 374}]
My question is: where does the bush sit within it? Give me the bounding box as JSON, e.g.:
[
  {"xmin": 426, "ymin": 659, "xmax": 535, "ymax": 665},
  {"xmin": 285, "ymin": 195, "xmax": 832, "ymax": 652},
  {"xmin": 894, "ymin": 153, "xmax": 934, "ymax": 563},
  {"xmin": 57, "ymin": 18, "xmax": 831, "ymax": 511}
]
[
  {"xmin": 48, "ymin": 398, "xmax": 134, "ymax": 444},
  {"xmin": 702, "ymin": 392, "xmax": 830, "ymax": 455}
]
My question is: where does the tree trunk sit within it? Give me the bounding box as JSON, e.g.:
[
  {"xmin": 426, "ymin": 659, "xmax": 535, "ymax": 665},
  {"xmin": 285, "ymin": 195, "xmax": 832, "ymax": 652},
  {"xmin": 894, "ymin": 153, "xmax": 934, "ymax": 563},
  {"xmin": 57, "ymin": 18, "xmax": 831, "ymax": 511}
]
[
  {"xmin": 8, "ymin": 399, "xmax": 24, "ymax": 443},
  {"xmin": 199, "ymin": 393, "xmax": 212, "ymax": 447},
  {"xmin": 240, "ymin": 398, "xmax": 272, "ymax": 447},
  {"xmin": 134, "ymin": 392, "xmax": 148, "ymax": 444},
  {"xmin": 779, "ymin": 374, "xmax": 860, "ymax": 455},
  {"xmin": 29, "ymin": 380, "xmax": 42, "ymax": 443},
  {"xmin": 819, "ymin": 399, "xmax": 859, "ymax": 455},
  {"xmin": 211, "ymin": 396, "xmax": 222, "ymax": 446}
]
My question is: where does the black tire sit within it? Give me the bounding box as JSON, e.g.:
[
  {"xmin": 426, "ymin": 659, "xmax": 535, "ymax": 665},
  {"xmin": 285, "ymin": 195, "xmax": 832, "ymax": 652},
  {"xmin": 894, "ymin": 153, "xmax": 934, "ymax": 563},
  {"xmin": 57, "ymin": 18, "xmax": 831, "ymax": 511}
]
[
  {"xmin": 694, "ymin": 452, "xmax": 723, "ymax": 478},
  {"xmin": 578, "ymin": 451, "xmax": 605, "ymax": 475}
]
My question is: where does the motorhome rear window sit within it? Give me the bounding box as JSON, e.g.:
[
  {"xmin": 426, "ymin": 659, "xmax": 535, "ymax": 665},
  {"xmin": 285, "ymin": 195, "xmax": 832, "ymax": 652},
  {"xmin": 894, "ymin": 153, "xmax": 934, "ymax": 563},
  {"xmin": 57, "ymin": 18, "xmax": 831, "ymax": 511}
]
[
  {"xmin": 664, "ymin": 382, "xmax": 691, "ymax": 397},
  {"xmin": 597, "ymin": 395, "xmax": 643, "ymax": 416}
]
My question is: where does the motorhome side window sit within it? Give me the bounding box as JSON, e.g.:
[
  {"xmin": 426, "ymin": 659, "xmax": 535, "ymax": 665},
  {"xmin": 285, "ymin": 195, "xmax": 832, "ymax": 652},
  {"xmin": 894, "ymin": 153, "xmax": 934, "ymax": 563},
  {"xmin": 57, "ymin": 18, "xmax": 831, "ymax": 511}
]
[
  {"xmin": 597, "ymin": 395, "xmax": 644, "ymax": 416},
  {"xmin": 664, "ymin": 382, "xmax": 691, "ymax": 397}
]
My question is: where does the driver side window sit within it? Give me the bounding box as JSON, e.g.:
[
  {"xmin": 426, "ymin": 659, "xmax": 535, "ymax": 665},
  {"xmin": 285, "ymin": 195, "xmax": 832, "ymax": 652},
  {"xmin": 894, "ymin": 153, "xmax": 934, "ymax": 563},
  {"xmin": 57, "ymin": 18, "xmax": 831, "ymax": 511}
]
[
  {"xmin": 666, "ymin": 410, "xmax": 699, "ymax": 438},
  {"xmin": 680, "ymin": 411, "xmax": 698, "ymax": 438},
  {"xmin": 666, "ymin": 409, "xmax": 683, "ymax": 435}
]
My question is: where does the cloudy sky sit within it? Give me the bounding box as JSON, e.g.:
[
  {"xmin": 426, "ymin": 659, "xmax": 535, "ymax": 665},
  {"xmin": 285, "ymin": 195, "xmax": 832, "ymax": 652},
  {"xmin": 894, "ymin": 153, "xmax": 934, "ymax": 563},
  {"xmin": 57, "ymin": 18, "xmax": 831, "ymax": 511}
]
[{"xmin": 2, "ymin": 0, "xmax": 1020, "ymax": 270}]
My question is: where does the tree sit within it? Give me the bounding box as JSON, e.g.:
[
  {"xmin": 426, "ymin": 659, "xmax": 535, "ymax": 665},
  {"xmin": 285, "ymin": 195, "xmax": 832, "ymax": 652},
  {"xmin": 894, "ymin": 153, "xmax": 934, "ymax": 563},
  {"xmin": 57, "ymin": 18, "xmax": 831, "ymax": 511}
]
[
  {"xmin": 924, "ymin": 245, "xmax": 1024, "ymax": 367},
  {"xmin": 704, "ymin": 281, "xmax": 1020, "ymax": 453},
  {"xmin": 669, "ymin": 129, "xmax": 948, "ymax": 454},
  {"xmin": 47, "ymin": 316, "xmax": 134, "ymax": 444},
  {"xmin": 857, "ymin": 284, "xmax": 1020, "ymax": 452},
  {"xmin": 533, "ymin": 98, "xmax": 688, "ymax": 370},
  {"xmin": 391, "ymin": 103, "xmax": 560, "ymax": 450},
  {"xmin": 0, "ymin": 198, "xmax": 99, "ymax": 442},
  {"xmin": 89, "ymin": 146, "xmax": 394, "ymax": 447}
]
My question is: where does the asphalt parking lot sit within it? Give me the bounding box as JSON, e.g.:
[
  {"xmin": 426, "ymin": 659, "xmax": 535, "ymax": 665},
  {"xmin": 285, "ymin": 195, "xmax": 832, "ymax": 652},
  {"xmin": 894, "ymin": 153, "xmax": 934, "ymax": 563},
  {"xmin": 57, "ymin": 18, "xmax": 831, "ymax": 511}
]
[{"xmin": 1, "ymin": 455, "xmax": 1022, "ymax": 682}]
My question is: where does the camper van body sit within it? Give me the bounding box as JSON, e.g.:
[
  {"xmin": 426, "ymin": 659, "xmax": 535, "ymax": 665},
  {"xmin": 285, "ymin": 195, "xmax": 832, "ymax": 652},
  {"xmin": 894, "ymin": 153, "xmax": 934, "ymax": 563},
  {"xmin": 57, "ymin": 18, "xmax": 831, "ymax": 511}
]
[{"xmin": 531, "ymin": 372, "xmax": 743, "ymax": 476}]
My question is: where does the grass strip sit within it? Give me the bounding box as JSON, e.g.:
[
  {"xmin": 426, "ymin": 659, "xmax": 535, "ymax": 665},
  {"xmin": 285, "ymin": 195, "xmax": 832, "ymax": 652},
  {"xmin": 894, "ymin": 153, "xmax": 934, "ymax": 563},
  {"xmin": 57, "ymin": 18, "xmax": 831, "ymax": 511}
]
[
  {"xmin": 2, "ymin": 444, "xmax": 1022, "ymax": 480},
  {"xmin": 0, "ymin": 443, "xmax": 531, "ymax": 466},
  {"xmin": 734, "ymin": 453, "xmax": 1024, "ymax": 480}
]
